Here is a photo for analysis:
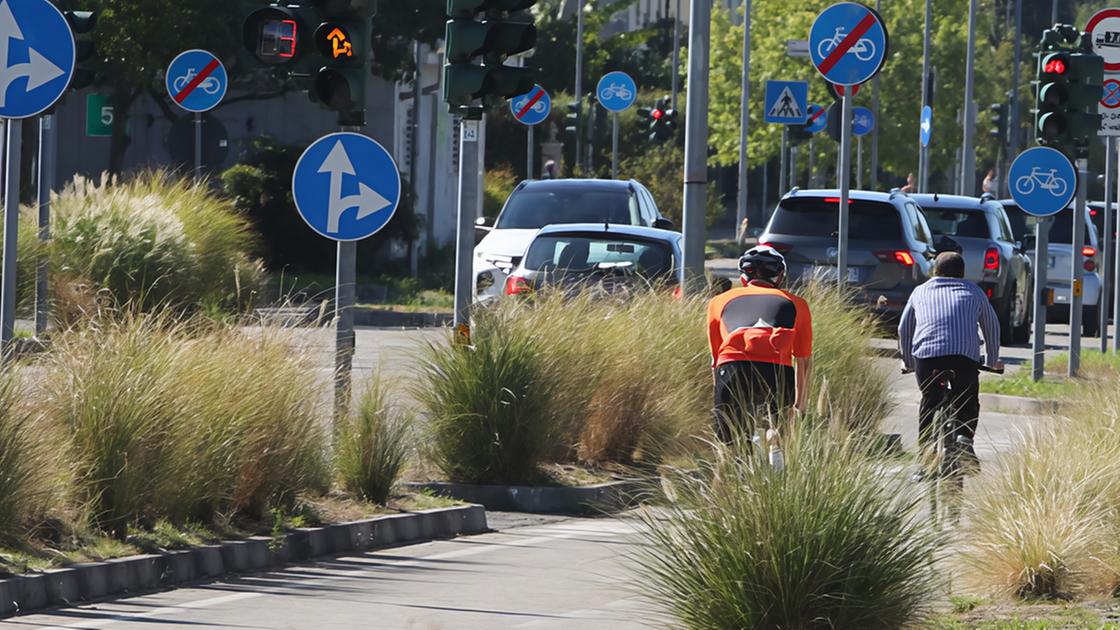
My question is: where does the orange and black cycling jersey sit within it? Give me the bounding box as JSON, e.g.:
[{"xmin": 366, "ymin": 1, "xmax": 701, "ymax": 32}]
[{"xmin": 707, "ymin": 282, "xmax": 812, "ymax": 368}]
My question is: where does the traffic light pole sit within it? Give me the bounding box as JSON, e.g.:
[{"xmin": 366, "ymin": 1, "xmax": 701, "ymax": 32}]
[
  {"xmin": 837, "ymin": 90, "xmax": 853, "ymax": 288},
  {"xmin": 1070, "ymin": 157, "xmax": 1087, "ymax": 377},
  {"xmin": 611, "ymin": 113, "xmax": 619, "ymax": 179},
  {"xmin": 36, "ymin": 114, "xmax": 56, "ymax": 337},
  {"xmin": 454, "ymin": 117, "xmax": 480, "ymax": 336},
  {"xmin": 1032, "ymin": 218, "xmax": 1050, "ymax": 381},
  {"xmin": 1102, "ymin": 137, "xmax": 1114, "ymax": 353},
  {"xmin": 681, "ymin": 0, "xmax": 711, "ymax": 293},
  {"xmin": 961, "ymin": 0, "xmax": 978, "ymax": 195},
  {"xmin": 0, "ymin": 121, "xmax": 21, "ymax": 363}
]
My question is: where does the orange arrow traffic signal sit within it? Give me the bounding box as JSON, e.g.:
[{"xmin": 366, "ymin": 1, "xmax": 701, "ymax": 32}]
[{"xmin": 326, "ymin": 27, "xmax": 352, "ymax": 58}]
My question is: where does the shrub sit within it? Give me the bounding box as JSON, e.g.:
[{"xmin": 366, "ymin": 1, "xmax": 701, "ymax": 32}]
[
  {"xmin": 336, "ymin": 374, "xmax": 413, "ymax": 504},
  {"xmin": 415, "ymin": 309, "xmax": 556, "ymax": 484},
  {"xmin": 38, "ymin": 313, "xmax": 328, "ymax": 536},
  {"xmin": 618, "ymin": 143, "xmax": 723, "ymax": 227},
  {"xmin": 44, "ymin": 172, "xmax": 263, "ymax": 315},
  {"xmin": 631, "ymin": 434, "xmax": 942, "ymax": 629},
  {"xmin": 0, "ymin": 371, "xmax": 64, "ymax": 541}
]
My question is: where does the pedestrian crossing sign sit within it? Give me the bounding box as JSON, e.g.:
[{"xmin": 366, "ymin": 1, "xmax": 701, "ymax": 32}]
[{"xmin": 764, "ymin": 80, "xmax": 809, "ymax": 124}]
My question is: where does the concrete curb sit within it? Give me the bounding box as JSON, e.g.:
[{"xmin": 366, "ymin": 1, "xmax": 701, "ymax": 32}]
[
  {"xmin": 0, "ymin": 504, "xmax": 487, "ymax": 618},
  {"xmin": 405, "ymin": 480, "xmax": 646, "ymax": 515},
  {"xmin": 352, "ymin": 308, "xmax": 452, "ymax": 328},
  {"xmin": 980, "ymin": 393, "xmax": 1061, "ymax": 415}
]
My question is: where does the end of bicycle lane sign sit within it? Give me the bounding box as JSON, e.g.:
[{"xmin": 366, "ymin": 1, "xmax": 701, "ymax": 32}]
[
  {"xmin": 511, "ymin": 85, "xmax": 551, "ymax": 126},
  {"xmin": 1009, "ymin": 147, "xmax": 1076, "ymax": 217},
  {"xmin": 166, "ymin": 49, "xmax": 227, "ymax": 113},
  {"xmin": 809, "ymin": 2, "xmax": 888, "ymax": 87},
  {"xmin": 596, "ymin": 71, "xmax": 637, "ymax": 113}
]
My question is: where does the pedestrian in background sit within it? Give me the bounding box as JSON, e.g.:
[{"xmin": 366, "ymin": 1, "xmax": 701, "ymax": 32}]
[
  {"xmin": 901, "ymin": 172, "xmax": 915, "ymax": 193},
  {"xmin": 982, "ymin": 169, "xmax": 998, "ymax": 195}
]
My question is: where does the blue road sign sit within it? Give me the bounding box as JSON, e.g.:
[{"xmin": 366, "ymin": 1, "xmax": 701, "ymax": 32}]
[
  {"xmin": 596, "ymin": 71, "xmax": 637, "ymax": 112},
  {"xmin": 764, "ymin": 80, "xmax": 808, "ymax": 124},
  {"xmin": 920, "ymin": 105, "xmax": 932, "ymax": 147},
  {"xmin": 806, "ymin": 103, "xmax": 828, "ymax": 133},
  {"xmin": 810, "ymin": 2, "xmax": 888, "ymax": 87},
  {"xmin": 1009, "ymin": 147, "xmax": 1076, "ymax": 217},
  {"xmin": 511, "ymin": 85, "xmax": 551, "ymax": 126},
  {"xmin": 292, "ymin": 132, "xmax": 401, "ymax": 242},
  {"xmin": 165, "ymin": 49, "xmax": 227, "ymax": 113},
  {"xmin": 0, "ymin": 0, "xmax": 75, "ymax": 119},
  {"xmin": 852, "ymin": 106, "xmax": 874, "ymax": 136}
]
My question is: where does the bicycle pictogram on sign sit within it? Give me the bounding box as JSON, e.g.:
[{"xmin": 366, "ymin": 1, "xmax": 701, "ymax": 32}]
[
  {"xmin": 816, "ymin": 27, "xmax": 877, "ymax": 61},
  {"xmin": 1014, "ymin": 168, "xmax": 1070, "ymax": 198}
]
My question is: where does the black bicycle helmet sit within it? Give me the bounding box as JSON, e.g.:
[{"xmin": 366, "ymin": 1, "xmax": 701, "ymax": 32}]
[{"xmin": 738, "ymin": 245, "xmax": 786, "ymax": 283}]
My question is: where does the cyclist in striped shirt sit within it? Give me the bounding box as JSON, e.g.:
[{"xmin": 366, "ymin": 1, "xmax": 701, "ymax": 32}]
[{"xmin": 898, "ymin": 251, "xmax": 1003, "ymax": 471}]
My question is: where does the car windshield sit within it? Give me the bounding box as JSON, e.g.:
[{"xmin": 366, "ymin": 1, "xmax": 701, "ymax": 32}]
[
  {"xmin": 523, "ymin": 235, "xmax": 674, "ymax": 279},
  {"xmin": 1003, "ymin": 204, "xmax": 1091, "ymax": 244},
  {"xmin": 921, "ymin": 209, "xmax": 991, "ymax": 238},
  {"xmin": 496, "ymin": 189, "xmax": 635, "ymax": 229},
  {"xmin": 768, "ymin": 197, "xmax": 902, "ymax": 239}
]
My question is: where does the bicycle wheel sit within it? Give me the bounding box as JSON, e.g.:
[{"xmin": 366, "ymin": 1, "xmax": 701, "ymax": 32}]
[
  {"xmin": 855, "ymin": 40, "xmax": 876, "ymax": 61},
  {"xmin": 172, "ymin": 76, "xmax": 188, "ymax": 93},
  {"xmin": 1014, "ymin": 176, "xmax": 1035, "ymax": 196},
  {"xmin": 817, "ymin": 39, "xmax": 836, "ymax": 59},
  {"xmin": 1049, "ymin": 177, "xmax": 1068, "ymax": 198}
]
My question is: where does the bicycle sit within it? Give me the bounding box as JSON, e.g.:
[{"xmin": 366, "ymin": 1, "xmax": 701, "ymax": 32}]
[
  {"xmin": 172, "ymin": 69, "xmax": 221, "ymax": 95},
  {"xmin": 1014, "ymin": 167, "xmax": 1069, "ymax": 198},
  {"xmin": 901, "ymin": 362, "xmax": 1003, "ymax": 529},
  {"xmin": 599, "ymin": 82, "xmax": 633, "ymax": 103},
  {"xmin": 816, "ymin": 27, "xmax": 877, "ymax": 61}
]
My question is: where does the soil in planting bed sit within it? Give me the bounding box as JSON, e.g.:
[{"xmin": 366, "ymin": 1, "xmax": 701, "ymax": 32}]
[{"xmin": 927, "ymin": 599, "xmax": 1120, "ymax": 629}]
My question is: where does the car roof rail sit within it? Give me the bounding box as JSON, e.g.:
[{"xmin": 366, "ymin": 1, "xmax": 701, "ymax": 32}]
[
  {"xmin": 979, "ymin": 192, "xmax": 995, "ymax": 202},
  {"xmin": 789, "ymin": 186, "xmax": 800, "ymax": 195}
]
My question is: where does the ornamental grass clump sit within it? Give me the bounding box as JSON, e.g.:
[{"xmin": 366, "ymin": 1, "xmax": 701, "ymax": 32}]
[
  {"xmin": 632, "ymin": 433, "xmax": 943, "ymax": 629},
  {"xmin": 0, "ymin": 371, "xmax": 67, "ymax": 541},
  {"xmin": 336, "ymin": 374, "xmax": 413, "ymax": 504},
  {"xmin": 38, "ymin": 312, "xmax": 328, "ymax": 536},
  {"xmin": 959, "ymin": 384, "xmax": 1120, "ymax": 599}
]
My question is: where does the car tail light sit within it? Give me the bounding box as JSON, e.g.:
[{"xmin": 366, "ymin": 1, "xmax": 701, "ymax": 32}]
[
  {"xmin": 760, "ymin": 241, "xmax": 792, "ymax": 253},
  {"xmin": 823, "ymin": 197, "xmax": 854, "ymax": 203},
  {"xmin": 504, "ymin": 275, "xmax": 532, "ymax": 295},
  {"xmin": 1085, "ymin": 259, "xmax": 1097, "ymax": 272},
  {"xmin": 1082, "ymin": 246, "xmax": 1096, "ymax": 257},
  {"xmin": 1083, "ymin": 246, "xmax": 1097, "ymax": 272},
  {"xmin": 672, "ymin": 285, "xmax": 683, "ymax": 300},
  {"xmin": 985, "ymin": 287, "xmax": 993, "ymax": 299},
  {"xmin": 983, "ymin": 247, "xmax": 1000, "ymax": 273},
  {"xmin": 874, "ymin": 250, "xmax": 914, "ymax": 266}
]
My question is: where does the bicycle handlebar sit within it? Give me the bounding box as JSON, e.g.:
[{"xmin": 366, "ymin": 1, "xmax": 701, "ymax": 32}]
[{"xmin": 899, "ymin": 363, "xmax": 1004, "ymax": 375}]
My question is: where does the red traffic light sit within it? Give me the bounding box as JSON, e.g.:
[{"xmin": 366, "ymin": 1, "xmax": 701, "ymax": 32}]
[
  {"xmin": 652, "ymin": 108, "xmax": 664, "ymax": 120},
  {"xmin": 1044, "ymin": 58, "xmax": 1067, "ymax": 74}
]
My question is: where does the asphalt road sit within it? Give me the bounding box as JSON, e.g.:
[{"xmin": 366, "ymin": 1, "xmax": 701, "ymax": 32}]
[{"xmin": 0, "ymin": 322, "xmax": 1079, "ymax": 628}]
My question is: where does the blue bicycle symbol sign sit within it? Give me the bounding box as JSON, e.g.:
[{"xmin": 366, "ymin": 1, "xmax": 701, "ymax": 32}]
[
  {"xmin": 596, "ymin": 71, "xmax": 637, "ymax": 113},
  {"xmin": 1014, "ymin": 167, "xmax": 1069, "ymax": 198},
  {"xmin": 816, "ymin": 27, "xmax": 878, "ymax": 61}
]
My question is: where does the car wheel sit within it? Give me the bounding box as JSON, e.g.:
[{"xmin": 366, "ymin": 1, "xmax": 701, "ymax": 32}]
[
  {"xmin": 997, "ymin": 289, "xmax": 1015, "ymax": 346},
  {"xmin": 1010, "ymin": 283, "xmax": 1032, "ymax": 345},
  {"xmin": 1083, "ymin": 304, "xmax": 1100, "ymax": 338}
]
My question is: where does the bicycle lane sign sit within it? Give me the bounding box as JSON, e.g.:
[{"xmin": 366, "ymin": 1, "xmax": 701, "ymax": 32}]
[
  {"xmin": 596, "ymin": 71, "xmax": 637, "ymax": 113},
  {"xmin": 165, "ymin": 49, "xmax": 227, "ymax": 113},
  {"xmin": 809, "ymin": 2, "xmax": 888, "ymax": 87},
  {"xmin": 1009, "ymin": 147, "xmax": 1076, "ymax": 217}
]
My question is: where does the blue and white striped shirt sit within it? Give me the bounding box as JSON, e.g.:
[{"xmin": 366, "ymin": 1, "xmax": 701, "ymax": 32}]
[{"xmin": 897, "ymin": 277, "xmax": 1001, "ymax": 369}]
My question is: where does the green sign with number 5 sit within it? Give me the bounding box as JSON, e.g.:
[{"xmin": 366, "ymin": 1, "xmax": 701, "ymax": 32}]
[{"xmin": 86, "ymin": 94, "xmax": 113, "ymax": 137}]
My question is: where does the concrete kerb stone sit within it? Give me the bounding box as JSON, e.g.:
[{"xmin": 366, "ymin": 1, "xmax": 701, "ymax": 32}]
[
  {"xmin": 406, "ymin": 481, "xmax": 644, "ymax": 515},
  {"xmin": 980, "ymin": 392, "xmax": 1061, "ymax": 415},
  {"xmin": 0, "ymin": 505, "xmax": 486, "ymax": 619}
]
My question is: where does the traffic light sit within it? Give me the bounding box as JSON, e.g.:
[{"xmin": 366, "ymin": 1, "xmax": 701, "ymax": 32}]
[
  {"xmin": 789, "ymin": 123, "xmax": 813, "ymax": 144},
  {"xmin": 565, "ymin": 99, "xmax": 581, "ymax": 137},
  {"xmin": 1034, "ymin": 26, "xmax": 1104, "ymax": 151},
  {"xmin": 64, "ymin": 11, "xmax": 97, "ymax": 90},
  {"xmin": 444, "ymin": 0, "xmax": 538, "ymax": 117},
  {"xmin": 646, "ymin": 96, "xmax": 677, "ymax": 144},
  {"xmin": 989, "ymin": 102, "xmax": 1007, "ymax": 141},
  {"xmin": 242, "ymin": 5, "xmax": 308, "ymax": 69}
]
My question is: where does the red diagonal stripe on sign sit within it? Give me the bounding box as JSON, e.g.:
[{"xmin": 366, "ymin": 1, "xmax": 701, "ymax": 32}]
[
  {"xmin": 516, "ymin": 88, "xmax": 544, "ymax": 120},
  {"xmin": 808, "ymin": 107, "xmax": 826, "ymax": 123},
  {"xmin": 174, "ymin": 58, "xmax": 221, "ymax": 104},
  {"xmin": 818, "ymin": 11, "xmax": 878, "ymax": 76}
]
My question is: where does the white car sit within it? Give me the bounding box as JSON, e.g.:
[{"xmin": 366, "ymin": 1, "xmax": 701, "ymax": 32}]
[{"xmin": 473, "ymin": 178, "xmax": 672, "ymax": 301}]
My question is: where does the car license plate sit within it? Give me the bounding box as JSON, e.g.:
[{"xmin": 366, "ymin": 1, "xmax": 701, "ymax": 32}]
[{"xmin": 812, "ymin": 265, "xmax": 859, "ymax": 282}]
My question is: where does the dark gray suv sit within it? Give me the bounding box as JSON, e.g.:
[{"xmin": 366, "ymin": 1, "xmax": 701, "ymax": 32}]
[
  {"xmin": 758, "ymin": 189, "xmax": 937, "ymax": 315},
  {"xmin": 910, "ymin": 194, "xmax": 1033, "ymax": 345}
]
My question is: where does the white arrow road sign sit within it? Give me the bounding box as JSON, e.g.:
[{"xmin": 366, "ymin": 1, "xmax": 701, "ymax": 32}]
[
  {"xmin": 0, "ymin": 0, "xmax": 66, "ymax": 109},
  {"xmin": 319, "ymin": 140, "xmax": 392, "ymax": 234}
]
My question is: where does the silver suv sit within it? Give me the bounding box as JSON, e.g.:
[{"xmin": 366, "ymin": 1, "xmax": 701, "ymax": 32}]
[
  {"xmin": 910, "ymin": 194, "xmax": 1033, "ymax": 345},
  {"xmin": 758, "ymin": 189, "xmax": 938, "ymax": 315}
]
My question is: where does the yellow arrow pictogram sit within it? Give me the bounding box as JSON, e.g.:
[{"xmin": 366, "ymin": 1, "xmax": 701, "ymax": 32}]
[{"xmin": 326, "ymin": 28, "xmax": 353, "ymax": 58}]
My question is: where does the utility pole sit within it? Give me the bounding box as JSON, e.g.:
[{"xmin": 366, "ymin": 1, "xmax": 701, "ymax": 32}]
[
  {"xmin": 1008, "ymin": 0, "xmax": 1023, "ymax": 195},
  {"xmin": 961, "ymin": 0, "xmax": 978, "ymax": 195},
  {"xmin": 682, "ymin": 0, "xmax": 711, "ymax": 292},
  {"xmin": 735, "ymin": 0, "xmax": 752, "ymax": 231}
]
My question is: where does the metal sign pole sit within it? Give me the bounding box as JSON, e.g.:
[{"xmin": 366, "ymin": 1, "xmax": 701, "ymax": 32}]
[
  {"xmin": 574, "ymin": 5, "xmax": 584, "ymax": 171},
  {"xmin": 807, "ymin": 136, "xmax": 816, "ymax": 188},
  {"xmin": 611, "ymin": 112, "xmax": 619, "ymax": 179},
  {"xmin": 919, "ymin": 0, "xmax": 931, "ymax": 194},
  {"xmin": 1032, "ymin": 219, "xmax": 1050, "ymax": 381},
  {"xmin": 838, "ymin": 90, "xmax": 853, "ymax": 287},
  {"xmin": 857, "ymin": 136, "xmax": 863, "ymax": 189},
  {"xmin": 789, "ymin": 145, "xmax": 797, "ymax": 190},
  {"xmin": 194, "ymin": 112, "xmax": 203, "ymax": 181},
  {"xmin": 0, "ymin": 121, "xmax": 22, "ymax": 362},
  {"xmin": 1103, "ymin": 137, "xmax": 1115, "ymax": 352},
  {"xmin": 1115, "ymin": 143, "xmax": 1120, "ymax": 352},
  {"xmin": 735, "ymin": 0, "xmax": 752, "ymax": 231},
  {"xmin": 527, "ymin": 125, "xmax": 535, "ymax": 180},
  {"xmin": 681, "ymin": 0, "xmax": 711, "ymax": 292},
  {"xmin": 1070, "ymin": 158, "xmax": 1087, "ymax": 376},
  {"xmin": 961, "ymin": 0, "xmax": 978, "ymax": 195},
  {"xmin": 333, "ymin": 123, "xmax": 363, "ymax": 419},
  {"xmin": 35, "ymin": 114, "xmax": 56, "ymax": 337},
  {"xmin": 779, "ymin": 127, "xmax": 788, "ymax": 197},
  {"xmin": 453, "ymin": 119, "xmax": 479, "ymax": 333}
]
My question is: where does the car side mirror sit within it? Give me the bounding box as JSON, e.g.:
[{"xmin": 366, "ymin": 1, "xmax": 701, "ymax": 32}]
[
  {"xmin": 934, "ymin": 235, "xmax": 962, "ymax": 254},
  {"xmin": 653, "ymin": 218, "xmax": 675, "ymax": 230},
  {"xmin": 475, "ymin": 216, "xmax": 492, "ymax": 232}
]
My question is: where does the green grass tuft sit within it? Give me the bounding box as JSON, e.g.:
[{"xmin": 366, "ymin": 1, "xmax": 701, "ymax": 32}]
[{"xmin": 336, "ymin": 373, "xmax": 413, "ymax": 505}]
